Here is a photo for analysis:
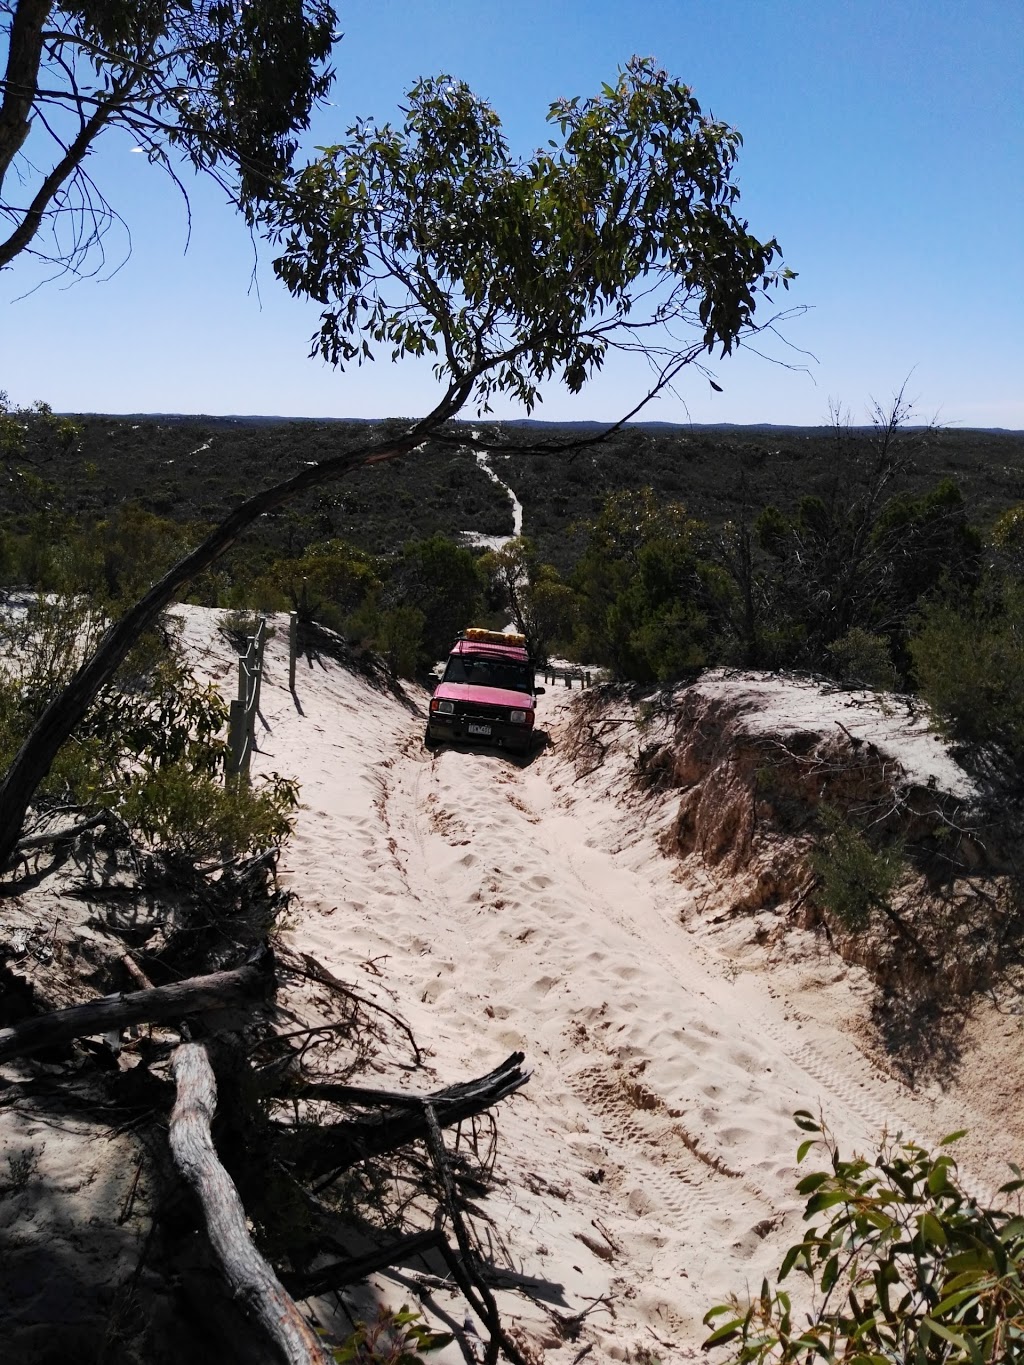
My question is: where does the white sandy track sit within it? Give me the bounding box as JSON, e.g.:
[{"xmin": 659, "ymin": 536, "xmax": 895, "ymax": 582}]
[{"xmin": 174, "ymin": 609, "xmax": 1023, "ymax": 1363}]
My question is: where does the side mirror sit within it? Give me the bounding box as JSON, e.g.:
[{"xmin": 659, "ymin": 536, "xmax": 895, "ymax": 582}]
[{"xmin": 534, "ymin": 686, "xmax": 546, "ymax": 695}]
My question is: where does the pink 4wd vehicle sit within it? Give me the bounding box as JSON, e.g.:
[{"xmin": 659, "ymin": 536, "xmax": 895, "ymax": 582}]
[{"xmin": 425, "ymin": 629, "xmax": 545, "ymax": 756}]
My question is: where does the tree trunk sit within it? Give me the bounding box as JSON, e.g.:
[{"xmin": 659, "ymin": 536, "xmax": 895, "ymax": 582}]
[
  {"xmin": 170, "ymin": 1041, "xmax": 333, "ymax": 1365},
  {"xmin": 0, "ymin": 433, "xmax": 418, "ymax": 864},
  {"xmin": 0, "ymin": 0, "xmax": 50, "ymax": 188},
  {"xmin": 0, "ymin": 957, "xmax": 273, "ymax": 1063}
]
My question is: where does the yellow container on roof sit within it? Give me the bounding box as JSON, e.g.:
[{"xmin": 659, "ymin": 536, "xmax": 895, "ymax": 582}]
[{"xmin": 464, "ymin": 628, "xmax": 527, "ymax": 647}]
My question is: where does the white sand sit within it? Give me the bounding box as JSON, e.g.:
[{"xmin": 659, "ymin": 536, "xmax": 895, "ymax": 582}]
[
  {"xmin": 170, "ymin": 611, "xmax": 1024, "ymax": 1363},
  {"xmin": 691, "ymin": 669, "xmax": 978, "ymax": 799}
]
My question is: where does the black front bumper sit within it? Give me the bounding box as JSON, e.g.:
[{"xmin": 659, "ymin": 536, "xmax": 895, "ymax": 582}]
[{"xmin": 427, "ymin": 710, "xmax": 533, "ymax": 753}]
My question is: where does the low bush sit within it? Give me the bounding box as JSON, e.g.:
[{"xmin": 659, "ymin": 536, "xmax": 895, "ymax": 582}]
[
  {"xmin": 351, "ymin": 601, "xmax": 425, "ymax": 678},
  {"xmin": 810, "ymin": 805, "xmax": 905, "ymax": 932},
  {"xmin": 331, "ymin": 1305, "xmax": 453, "ymax": 1364},
  {"xmin": 0, "ymin": 595, "xmax": 297, "ymax": 862},
  {"xmin": 118, "ymin": 765, "xmax": 299, "ymax": 861},
  {"xmin": 910, "ymin": 582, "xmax": 1024, "ymax": 768},
  {"xmin": 705, "ymin": 1115, "xmax": 1024, "ymax": 1364},
  {"xmin": 826, "ymin": 627, "xmax": 897, "ymax": 690}
]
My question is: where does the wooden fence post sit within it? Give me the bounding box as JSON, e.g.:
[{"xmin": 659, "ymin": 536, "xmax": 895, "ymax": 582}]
[
  {"xmin": 245, "ymin": 618, "xmax": 266, "ymax": 771},
  {"xmin": 226, "ymin": 699, "xmax": 244, "ymax": 781},
  {"xmin": 225, "ymin": 618, "xmax": 267, "ymax": 786},
  {"xmin": 288, "ymin": 611, "xmax": 298, "ymax": 692}
]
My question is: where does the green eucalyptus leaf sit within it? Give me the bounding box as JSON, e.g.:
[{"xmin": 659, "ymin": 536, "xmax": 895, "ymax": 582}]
[{"xmin": 702, "ymin": 1321, "xmax": 743, "ymax": 1347}]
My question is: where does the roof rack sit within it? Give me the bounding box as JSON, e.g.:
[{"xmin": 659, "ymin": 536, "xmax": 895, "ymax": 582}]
[{"xmin": 462, "ymin": 628, "xmax": 527, "ymax": 647}]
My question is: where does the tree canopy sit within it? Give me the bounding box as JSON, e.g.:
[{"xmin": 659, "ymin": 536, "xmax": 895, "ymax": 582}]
[
  {"xmin": 0, "ymin": 0, "xmax": 337, "ymax": 273},
  {"xmin": 268, "ymin": 57, "xmax": 795, "ymax": 422},
  {"xmin": 0, "ymin": 56, "xmax": 792, "ymax": 862}
]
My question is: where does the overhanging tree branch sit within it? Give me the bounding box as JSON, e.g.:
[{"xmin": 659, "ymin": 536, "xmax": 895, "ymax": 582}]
[
  {"xmin": 0, "ymin": 0, "xmax": 338, "ymax": 274},
  {"xmin": 0, "ymin": 90, "xmax": 114, "ymax": 267},
  {"xmin": 0, "ymin": 57, "xmax": 798, "ymax": 863}
]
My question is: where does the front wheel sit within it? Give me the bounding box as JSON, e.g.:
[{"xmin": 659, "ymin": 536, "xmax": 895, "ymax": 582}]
[{"xmin": 423, "ymin": 724, "xmax": 440, "ymax": 750}]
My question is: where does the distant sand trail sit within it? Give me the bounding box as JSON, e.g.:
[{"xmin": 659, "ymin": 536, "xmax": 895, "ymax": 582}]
[
  {"xmin": 461, "ymin": 429, "xmax": 524, "ymax": 550},
  {"xmin": 225, "ymin": 617, "xmax": 1016, "ymax": 1362}
]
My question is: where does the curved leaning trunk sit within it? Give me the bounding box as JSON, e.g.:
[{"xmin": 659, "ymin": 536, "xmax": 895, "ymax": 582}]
[{"xmin": 0, "ymin": 434, "xmax": 417, "ymax": 866}]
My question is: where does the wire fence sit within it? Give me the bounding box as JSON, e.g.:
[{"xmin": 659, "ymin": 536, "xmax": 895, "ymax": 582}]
[
  {"xmin": 226, "ymin": 617, "xmax": 267, "ymax": 785},
  {"xmin": 540, "ymin": 665, "xmax": 594, "ymax": 689}
]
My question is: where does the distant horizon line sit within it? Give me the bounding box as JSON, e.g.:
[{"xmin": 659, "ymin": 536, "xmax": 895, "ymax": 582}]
[{"xmin": 54, "ymin": 412, "xmax": 1024, "ymax": 436}]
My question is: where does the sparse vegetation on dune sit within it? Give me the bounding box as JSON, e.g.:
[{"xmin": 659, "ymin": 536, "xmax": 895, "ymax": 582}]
[
  {"xmin": 2, "ymin": 7, "xmax": 1023, "ymax": 1353},
  {"xmin": 707, "ymin": 1116, "xmax": 1024, "ymax": 1365}
]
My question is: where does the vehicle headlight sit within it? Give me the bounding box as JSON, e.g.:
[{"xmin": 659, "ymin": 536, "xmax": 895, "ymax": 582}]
[
  {"xmin": 510, "ymin": 709, "xmax": 527, "ymax": 724},
  {"xmin": 435, "ymin": 699, "xmax": 454, "ymax": 714}
]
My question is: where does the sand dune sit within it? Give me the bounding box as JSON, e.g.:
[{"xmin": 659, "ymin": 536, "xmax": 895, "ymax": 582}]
[{"xmin": 167, "ymin": 609, "xmax": 1024, "ymax": 1362}]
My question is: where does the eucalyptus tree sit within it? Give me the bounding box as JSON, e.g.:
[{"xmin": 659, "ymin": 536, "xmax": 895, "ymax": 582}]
[
  {"xmin": 0, "ymin": 0, "xmax": 337, "ymax": 272},
  {"xmin": 268, "ymin": 59, "xmax": 793, "ymax": 421},
  {"xmin": 0, "ymin": 57, "xmax": 795, "ymax": 861}
]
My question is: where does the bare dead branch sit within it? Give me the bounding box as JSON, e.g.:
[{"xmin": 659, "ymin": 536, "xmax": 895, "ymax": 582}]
[
  {"xmin": 0, "ymin": 954, "xmax": 274, "ymax": 1063},
  {"xmin": 170, "ymin": 1040, "xmax": 333, "ymax": 1364}
]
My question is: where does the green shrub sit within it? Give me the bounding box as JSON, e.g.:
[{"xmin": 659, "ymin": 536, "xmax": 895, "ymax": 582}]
[
  {"xmin": 0, "ymin": 595, "xmax": 298, "ymax": 862},
  {"xmin": 119, "ymin": 766, "xmax": 299, "ymax": 860},
  {"xmin": 254, "ymin": 539, "xmax": 382, "ymax": 631},
  {"xmin": 740, "ymin": 476, "xmax": 981, "ymax": 683},
  {"xmin": 810, "ymin": 805, "xmax": 905, "ymax": 931},
  {"xmin": 478, "ymin": 538, "xmax": 579, "ymax": 662},
  {"xmin": 572, "ymin": 490, "xmax": 717, "ymax": 681},
  {"xmin": 348, "ymin": 600, "xmax": 425, "ymax": 678},
  {"xmin": 910, "ymin": 584, "xmax": 1024, "ymax": 763},
  {"xmin": 826, "ymin": 626, "xmax": 897, "ymax": 690},
  {"xmin": 705, "ymin": 1116, "xmax": 1024, "ymax": 1364},
  {"xmin": 218, "ymin": 609, "xmax": 275, "ymax": 654},
  {"xmin": 2, "ymin": 503, "xmax": 193, "ymax": 603},
  {"xmin": 331, "ymin": 1305, "xmax": 452, "ymax": 1363},
  {"xmin": 385, "ymin": 534, "xmax": 483, "ymax": 664}
]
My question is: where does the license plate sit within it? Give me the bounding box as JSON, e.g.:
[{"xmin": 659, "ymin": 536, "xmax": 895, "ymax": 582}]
[{"xmin": 467, "ymin": 723, "xmax": 491, "ymax": 736}]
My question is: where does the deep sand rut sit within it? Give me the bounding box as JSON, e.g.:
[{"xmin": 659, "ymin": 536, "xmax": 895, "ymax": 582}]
[{"xmin": 227, "ymin": 615, "xmax": 1022, "ymax": 1363}]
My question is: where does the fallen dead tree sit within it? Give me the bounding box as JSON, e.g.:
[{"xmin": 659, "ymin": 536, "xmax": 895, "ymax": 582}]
[
  {"xmin": 274, "ymin": 1055, "xmax": 533, "ymax": 1365},
  {"xmin": 290, "ymin": 1050, "xmax": 530, "ymax": 1180},
  {"xmin": 0, "ymin": 838, "xmax": 533, "ymax": 1363},
  {"xmin": 0, "ymin": 954, "xmax": 274, "ymax": 1063},
  {"xmin": 164, "ymin": 1038, "xmax": 531, "ymax": 1362},
  {"xmin": 170, "ymin": 1040, "xmax": 333, "ymax": 1365}
]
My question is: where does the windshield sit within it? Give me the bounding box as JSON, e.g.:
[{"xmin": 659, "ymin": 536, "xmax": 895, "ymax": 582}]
[{"xmin": 444, "ymin": 655, "xmax": 533, "ymax": 693}]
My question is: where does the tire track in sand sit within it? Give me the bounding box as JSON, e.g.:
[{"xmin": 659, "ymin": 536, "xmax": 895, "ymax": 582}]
[{"xmin": 383, "ymin": 723, "xmax": 795, "ymax": 1330}]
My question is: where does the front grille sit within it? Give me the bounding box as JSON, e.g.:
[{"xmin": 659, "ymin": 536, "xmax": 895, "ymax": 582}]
[{"xmin": 455, "ymin": 701, "xmax": 510, "ymax": 723}]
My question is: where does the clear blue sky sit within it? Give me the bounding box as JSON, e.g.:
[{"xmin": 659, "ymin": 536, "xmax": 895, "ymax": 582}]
[{"xmin": 2, "ymin": 0, "xmax": 1021, "ymax": 428}]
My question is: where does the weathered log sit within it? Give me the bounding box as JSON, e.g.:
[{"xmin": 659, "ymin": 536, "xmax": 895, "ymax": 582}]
[
  {"xmin": 296, "ymin": 1052, "xmax": 530, "ymax": 1182},
  {"xmin": 12, "ymin": 808, "xmax": 113, "ymax": 855},
  {"xmin": 170, "ymin": 1041, "xmax": 333, "ymax": 1365},
  {"xmin": 121, "ymin": 952, "xmax": 155, "ymax": 991},
  {"xmin": 0, "ymin": 957, "xmax": 273, "ymax": 1063},
  {"xmin": 282, "ymin": 1227, "xmax": 445, "ymax": 1301}
]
